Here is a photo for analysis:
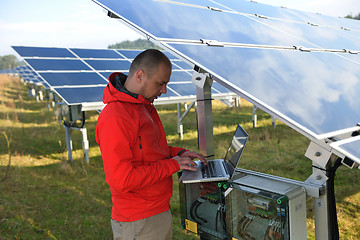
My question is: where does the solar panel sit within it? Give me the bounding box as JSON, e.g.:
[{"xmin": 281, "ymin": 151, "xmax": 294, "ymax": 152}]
[
  {"xmin": 12, "ymin": 46, "xmax": 236, "ymax": 108},
  {"xmin": 84, "ymin": 59, "xmax": 132, "ymax": 71},
  {"xmin": 70, "ymin": 48, "xmax": 125, "ymax": 59},
  {"xmin": 38, "ymin": 72, "xmax": 107, "ymax": 87},
  {"xmin": 26, "ymin": 59, "xmax": 92, "ymax": 71},
  {"xmin": 92, "ymin": 0, "xmax": 360, "ymax": 164},
  {"xmin": 115, "ymin": 49, "xmax": 143, "ymax": 59},
  {"xmin": 12, "ymin": 46, "xmax": 75, "ymax": 58},
  {"xmin": 54, "ymin": 86, "xmax": 106, "ymax": 105}
]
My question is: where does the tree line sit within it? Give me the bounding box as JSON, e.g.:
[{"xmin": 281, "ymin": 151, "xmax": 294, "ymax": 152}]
[
  {"xmin": 108, "ymin": 39, "xmax": 161, "ymax": 50},
  {"xmin": 345, "ymin": 13, "xmax": 360, "ymax": 20},
  {"xmin": 0, "ymin": 55, "xmax": 22, "ymax": 70}
]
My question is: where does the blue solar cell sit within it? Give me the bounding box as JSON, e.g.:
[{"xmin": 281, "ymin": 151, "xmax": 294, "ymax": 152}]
[
  {"xmin": 167, "ymin": 83, "xmax": 196, "ymax": 96},
  {"xmin": 85, "ymin": 59, "xmax": 131, "ymax": 71},
  {"xmin": 160, "ymin": 88, "xmax": 180, "ymax": 97},
  {"xmin": 39, "ymin": 72, "xmax": 108, "ymax": 87},
  {"xmin": 212, "ymin": 81, "xmax": 231, "ymax": 94},
  {"xmin": 54, "ymin": 86, "xmax": 105, "ymax": 105},
  {"xmin": 162, "ymin": 51, "xmax": 178, "ymax": 60},
  {"xmin": 70, "ymin": 48, "xmax": 124, "ymax": 59},
  {"xmin": 172, "ymin": 60, "xmax": 193, "ymax": 70},
  {"xmin": 26, "ymin": 59, "xmax": 92, "ymax": 71},
  {"xmin": 167, "ymin": 43, "xmax": 360, "ymax": 137},
  {"xmin": 99, "ymin": 72, "xmax": 113, "ymax": 79},
  {"xmin": 115, "ymin": 49, "xmax": 143, "ymax": 59},
  {"xmin": 169, "ymin": 71, "xmax": 192, "ymax": 82},
  {"xmin": 12, "ymin": 46, "xmax": 75, "ymax": 58}
]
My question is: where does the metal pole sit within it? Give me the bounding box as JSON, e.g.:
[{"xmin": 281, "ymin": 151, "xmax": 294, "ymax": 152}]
[
  {"xmin": 252, "ymin": 105, "xmax": 258, "ymax": 128},
  {"xmin": 196, "ymin": 76, "xmax": 214, "ymax": 159},
  {"xmin": 81, "ymin": 128, "xmax": 89, "ymax": 163},
  {"xmin": 64, "ymin": 125, "xmax": 73, "ymax": 163},
  {"xmin": 313, "ymin": 160, "xmax": 331, "ymax": 240}
]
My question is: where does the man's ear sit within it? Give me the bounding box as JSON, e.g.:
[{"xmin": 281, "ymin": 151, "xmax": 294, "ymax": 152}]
[{"xmin": 135, "ymin": 69, "xmax": 144, "ymax": 83}]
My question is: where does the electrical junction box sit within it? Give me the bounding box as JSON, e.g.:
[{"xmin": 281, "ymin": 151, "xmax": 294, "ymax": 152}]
[
  {"xmin": 226, "ymin": 174, "xmax": 307, "ymax": 240},
  {"xmin": 178, "ymin": 178, "xmax": 228, "ymax": 240}
]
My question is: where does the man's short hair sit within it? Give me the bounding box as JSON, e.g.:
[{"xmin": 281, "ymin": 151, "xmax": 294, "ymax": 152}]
[{"xmin": 128, "ymin": 49, "xmax": 172, "ymax": 78}]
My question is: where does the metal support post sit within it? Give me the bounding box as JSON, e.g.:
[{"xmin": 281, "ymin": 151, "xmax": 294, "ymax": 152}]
[
  {"xmin": 252, "ymin": 105, "xmax": 258, "ymax": 128},
  {"xmin": 63, "ymin": 125, "xmax": 89, "ymax": 163},
  {"xmin": 29, "ymin": 85, "xmax": 36, "ymax": 98},
  {"xmin": 235, "ymin": 97, "xmax": 241, "ymax": 107},
  {"xmin": 271, "ymin": 115, "xmax": 277, "ymax": 128},
  {"xmin": 177, "ymin": 102, "xmax": 195, "ymax": 140},
  {"xmin": 311, "ymin": 161, "xmax": 331, "ymax": 240},
  {"xmin": 177, "ymin": 103, "xmax": 183, "ymax": 139},
  {"xmin": 305, "ymin": 141, "xmax": 336, "ymax": 240},
  {"xmin": 64, "ymin": 125, "xmax": 73, "ymax": 163},
  {"xmin": 38, "ymin": 88, "xmax": 43, "ymax": 101},
  {"xmin": 81, "ymin": 128, "xmax": 89, "ymax": 163},
  {"xmin": 192, "ymin": 70, "xmax": 214, "ymax": 159}
]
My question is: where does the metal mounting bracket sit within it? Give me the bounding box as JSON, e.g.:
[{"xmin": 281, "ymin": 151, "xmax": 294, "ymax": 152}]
[
  {"xmin": 191, "ymin": 71, "xmax": 212, "ymax": 89},
  {"xmin": 305, "ymin": 141, "xmax": 332, "ymax": 169}
]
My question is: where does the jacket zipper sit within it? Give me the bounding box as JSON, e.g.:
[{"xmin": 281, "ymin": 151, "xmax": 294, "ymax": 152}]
[{"xmin": 139, "ymin": 136, "xmax": 142, "ymax": 149}]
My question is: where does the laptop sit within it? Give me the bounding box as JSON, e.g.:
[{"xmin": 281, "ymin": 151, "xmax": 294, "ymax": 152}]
[{"xmin": 181, "ymin": 124, "xmax": 248, "ymax": 183}]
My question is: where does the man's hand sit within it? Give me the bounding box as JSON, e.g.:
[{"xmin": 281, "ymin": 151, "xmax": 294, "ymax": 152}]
[
  {"xmin": 173, "ymin": 151, "xmax": 207, "ymax": 171},
  {"xmin": 180, "ymin": 151, "xmax": 207, "ymax": 165},
  {"xmin": 173, "ymin": 155, "xmax": 198, "ymax": 171}
]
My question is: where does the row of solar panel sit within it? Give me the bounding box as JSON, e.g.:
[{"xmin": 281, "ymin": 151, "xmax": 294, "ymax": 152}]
[{"xmin": 12, "ymin": 46, "xmax": 234, "ymax": 106}]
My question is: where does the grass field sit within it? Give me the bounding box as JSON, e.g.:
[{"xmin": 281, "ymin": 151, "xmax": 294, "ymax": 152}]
[{"xmin": 0, "ymin": 74, "xmax": 359, "ymax": 239}]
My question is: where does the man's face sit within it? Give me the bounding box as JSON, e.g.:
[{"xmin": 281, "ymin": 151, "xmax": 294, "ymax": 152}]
[{"xmin": 139, "ymin": 63, "xmax": 171, "ymax": 102}]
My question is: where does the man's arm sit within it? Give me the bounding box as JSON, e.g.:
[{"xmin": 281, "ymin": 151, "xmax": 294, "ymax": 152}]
[{"xmin": 97, "ymin": 116, "xmax": 180, "ymax": 193}]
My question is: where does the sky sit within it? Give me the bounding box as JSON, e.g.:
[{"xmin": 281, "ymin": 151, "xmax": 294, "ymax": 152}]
[{"xmin": 1, "ymin": 0, "xmax": 360, "ymax": 57}]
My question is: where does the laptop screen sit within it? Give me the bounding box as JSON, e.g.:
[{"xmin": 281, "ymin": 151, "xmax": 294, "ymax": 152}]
[{"xmin": 224, "ymin": 124, "xmax": 248, "ymax": 177}]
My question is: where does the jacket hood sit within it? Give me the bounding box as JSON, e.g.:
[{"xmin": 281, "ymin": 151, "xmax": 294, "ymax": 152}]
[{"xmin": 103, "ymin": 72, "xmax": 151, "ymax": 105}]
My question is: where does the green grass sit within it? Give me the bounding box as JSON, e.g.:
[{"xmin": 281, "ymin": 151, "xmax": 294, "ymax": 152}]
[{"xmin": 0, "ymin": 75, "xmax": 359, "ymax": 239}]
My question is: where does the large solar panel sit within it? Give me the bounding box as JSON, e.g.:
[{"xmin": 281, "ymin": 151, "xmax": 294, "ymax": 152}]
[
  {"xmin": 92, "ymin": 0, "xmax": 360, "ymax": 164},
  {"xmin": 12, "ymin": 46, "xmax": 235, "ymax": 107}
]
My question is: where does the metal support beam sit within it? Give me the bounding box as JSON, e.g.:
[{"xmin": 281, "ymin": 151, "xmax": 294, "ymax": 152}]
[{"xmin": 63, "ymin": 125, "xmax": 89, "ymax": 163}]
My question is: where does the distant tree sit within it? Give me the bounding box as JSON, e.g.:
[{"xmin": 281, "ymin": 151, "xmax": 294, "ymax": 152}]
[
  {"xmin": 0, "ymin": 55, "xmax": 21, "ymax": 70},
  {"xmin": 108, "ymin": 38, "xmax": 162, "ymax": 50},
  {"xmin": 345, "ymin": 13, "xmax": 360, "ymax": 20}
]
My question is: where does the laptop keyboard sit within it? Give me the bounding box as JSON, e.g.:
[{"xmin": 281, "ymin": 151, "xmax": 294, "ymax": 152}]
[{"xmin": 201, "ymin": 161, "xmax": 224, "ymax": 178}]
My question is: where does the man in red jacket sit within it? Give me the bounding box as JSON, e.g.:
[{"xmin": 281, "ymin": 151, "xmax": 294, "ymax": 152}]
[{"xmin": 96, "ymin": 49, "xmax": 206, "ymax": 240}]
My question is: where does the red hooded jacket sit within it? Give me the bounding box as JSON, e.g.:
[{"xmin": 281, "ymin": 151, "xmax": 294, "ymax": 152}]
[{"xmin": 96, "ymin": 72, "xmax": 185, "ymax": 222}]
